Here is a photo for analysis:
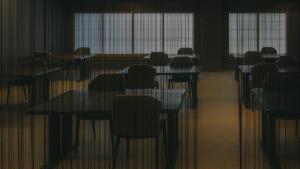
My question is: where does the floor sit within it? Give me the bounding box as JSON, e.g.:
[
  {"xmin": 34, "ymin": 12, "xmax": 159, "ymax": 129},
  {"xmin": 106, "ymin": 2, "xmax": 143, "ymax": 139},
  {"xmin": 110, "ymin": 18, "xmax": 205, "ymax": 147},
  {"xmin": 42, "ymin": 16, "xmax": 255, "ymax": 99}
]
[{"xmin": 0, "ymin": 71, "xmax": 274, "ymax": 169}]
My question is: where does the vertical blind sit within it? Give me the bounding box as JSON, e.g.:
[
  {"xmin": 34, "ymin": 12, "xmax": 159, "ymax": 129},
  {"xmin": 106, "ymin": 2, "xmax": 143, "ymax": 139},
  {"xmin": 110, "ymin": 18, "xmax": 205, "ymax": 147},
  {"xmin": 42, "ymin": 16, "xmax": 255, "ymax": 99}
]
[
  {"xmin": 74, "ymin": 13, "xmax": 194, "ymax": 54},
  {"xmin": 229, "ymin": 12, "xmax": 286, "ymax": 55}
]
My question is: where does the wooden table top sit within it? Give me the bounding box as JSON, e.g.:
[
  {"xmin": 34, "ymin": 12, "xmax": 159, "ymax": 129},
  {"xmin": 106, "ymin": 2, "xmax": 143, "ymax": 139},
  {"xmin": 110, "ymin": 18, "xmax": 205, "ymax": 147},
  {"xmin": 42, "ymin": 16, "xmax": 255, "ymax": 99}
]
[
  {"xmin": 143, "ymin": 54, "xmax": 199, "ymax": 59},
  {"xmin": 234, "ymin": 53, "xmax": 281, "ymax": 59},
  {"xmin": 118, "ymin": 66, "xmax": 201, "ymax": 75},
  {"xmin": 238, "ymin": 65, "xmax": 299, "ymax": 74},
  {"xmin": 27, "ymin": 89, "xmax": 186, "ymax": 115},
  {"xmin": 50, "ymin": 54, "xmax": 96, "ymax": 61},
  {"xmin": 253, "ymin": 88, "xmax": 300, "ymax": 115},
  {"xmin": 0, "ymin": 67, "xmax": 61, "ymax": 78}
]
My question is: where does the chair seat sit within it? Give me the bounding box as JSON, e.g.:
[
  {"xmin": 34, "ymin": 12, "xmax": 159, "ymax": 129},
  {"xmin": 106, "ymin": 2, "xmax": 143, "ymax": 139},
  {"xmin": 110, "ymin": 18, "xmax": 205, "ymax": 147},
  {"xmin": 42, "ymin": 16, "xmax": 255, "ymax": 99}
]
[
  {"xmin": 116, "ymin": 119, "xmax": 166, "ymax": 139},
  {"xmin": 76, "ymin": 112, "xmax": 110, "ymax": 120},
  {"xmin": 169, "ymin": 76, "xmax": 192, "ymax": 83},
  {"xmin": 8, "ymin": 78, "xmax": 30, "ymax": 86}
]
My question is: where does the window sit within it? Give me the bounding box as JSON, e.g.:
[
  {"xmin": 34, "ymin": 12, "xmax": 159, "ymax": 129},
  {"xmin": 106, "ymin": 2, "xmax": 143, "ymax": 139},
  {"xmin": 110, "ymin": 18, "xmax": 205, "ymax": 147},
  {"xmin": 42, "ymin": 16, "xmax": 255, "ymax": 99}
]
[
  {"xmin": 134, "ymin": 13, "xmax": 163, "ymax": 54},
  {"xmin": 74, "ymin": 13, "xmax": 104, "ymax": 53},
  {"xmin": 164, "ymin": 13, "xmax": 194, "ymax": 54},
  {"xmin": 104, "ymin": 13, "xmax": 132, "ymax": 54},
  {"xmin": 229, "ymin": 12, "xmax": 286, "ymax": 55},
  {"xmin": 74, "ymin": 13, "xmax": 194, "ymax": 54}
]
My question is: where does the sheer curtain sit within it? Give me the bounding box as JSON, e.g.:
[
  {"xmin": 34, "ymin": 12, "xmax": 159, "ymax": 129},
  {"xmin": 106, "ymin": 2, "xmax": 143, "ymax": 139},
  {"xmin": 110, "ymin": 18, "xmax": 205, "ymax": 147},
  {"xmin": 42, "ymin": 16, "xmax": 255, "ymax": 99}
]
[{"xmin": 229, "ymin": 12, "xmax": 287, "ymax": 56}]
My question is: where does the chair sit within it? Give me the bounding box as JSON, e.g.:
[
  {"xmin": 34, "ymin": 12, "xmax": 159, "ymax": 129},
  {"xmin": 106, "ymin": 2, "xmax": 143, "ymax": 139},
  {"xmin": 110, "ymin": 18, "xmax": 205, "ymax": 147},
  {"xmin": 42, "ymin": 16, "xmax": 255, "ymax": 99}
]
[
  {"xmin": 263, "ymin": 72, "xmax": 299, "ymax": 91},
  {"xmin": 251, "ymin": 63, "xmax": 278, "ymax": 109},
  {"xmin": 168, "ymin": 57, "xmax": 194, "ymax": 97},
  {"xmin": 263, "ymin": 72, "xmax": 300, "ymax": 136},
  {"xmin": 251, "ymin": 63, "xmax": 278, "ymax": 89},
  {"xmin": 75, "ymin": 74, "xmax": 125, "ymax": 145},
  {"xmin": 177, "ymin": 47, "xmax": 194, "ymax": 55},
  {"xmin": 243, "ymin": 51, "xmax": 263, "ymax": 65},
  {"xmin": 111, "ymin": 95, "xmax": 167, "ymax": 169},
  {"xmin": 74, "ymin": 47, "xmax": 91, "ymax": 55},
  {"xmin": 261, "ymin": 47, "xmax": 277, "ymax": 55},
  {"xmin": 278, "ymin": 56, "xmax": 296, "ymax": 69},
  {"xmin": 126, "ymin": 64, "xmax": 157, "ymax": 89},
  {"xmin": 150, "ymin": 52, "xmax": 169, "ymax": 66}
]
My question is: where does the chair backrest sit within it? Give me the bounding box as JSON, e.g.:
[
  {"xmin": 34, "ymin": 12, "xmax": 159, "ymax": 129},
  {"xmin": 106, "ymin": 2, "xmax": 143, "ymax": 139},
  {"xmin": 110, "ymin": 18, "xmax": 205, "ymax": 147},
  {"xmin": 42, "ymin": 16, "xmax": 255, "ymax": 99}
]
[
  {"xmin": 177, "ymin": 48, "xmax": 194, "ymax": 55},
  {"xmin": 170, "ymin": 57, "xmax": 193, "ymax": 68},
  {"xmin": 22, "ymin": 51, "xmax": 51, "ymax": 65},
  {"xmin": 88, "ymin": 74, "xmax": 125, "ymax": 91},
  {"xmin": 112, "ymin": 95, "xmax": 161, "ymax": 138},
  {"xmin": 261, "ymin": 47, "xmax": 277, "ymax": 55},
  {"xmin": 127, "ymin": 64, "xmax": 156, "ymax": 89},
  {"xmin": 74, "ymin": 47, "xmax": 91, "ymax": 55},
  {"xmin": 278, "ymin": 56, "xmax": 296, "ymax": 68},
  {"xmin": 244, "ymin": 51, "xmax": 263, "ymax": 65},
  {"xmin": 150, "ymin": 52, "xmax": 169, "ymax": 66},
  {"xmin": 263, "ymin": 72, "xmax": 299, "ymax": 91},
  {"xmin": 251, "ymin": 63, "xmax": 278, "ymax": 89},
  {"xmin": 33, "ymin": 50, "xmax": 52, "ymax": 58}
]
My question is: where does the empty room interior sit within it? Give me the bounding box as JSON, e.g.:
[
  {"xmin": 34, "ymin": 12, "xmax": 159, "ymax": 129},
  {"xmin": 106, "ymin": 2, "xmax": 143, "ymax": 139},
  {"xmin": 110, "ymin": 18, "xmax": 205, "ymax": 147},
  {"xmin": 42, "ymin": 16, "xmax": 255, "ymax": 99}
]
[{"xmin": 1, "ymin": 0, "xmax": 300, "ymax": 169}]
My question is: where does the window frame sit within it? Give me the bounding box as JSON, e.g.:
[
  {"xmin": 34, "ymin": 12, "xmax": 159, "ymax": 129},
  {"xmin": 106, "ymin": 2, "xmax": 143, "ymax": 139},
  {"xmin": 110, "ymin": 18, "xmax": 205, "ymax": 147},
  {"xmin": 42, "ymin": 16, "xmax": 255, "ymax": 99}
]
[
  {"xmin": 73, "ymin": 12, "xmax": 194, "ymax": 54},
  {"xmin": 228, "ymin": 12, "xmax": 287, "ymax": 55}
]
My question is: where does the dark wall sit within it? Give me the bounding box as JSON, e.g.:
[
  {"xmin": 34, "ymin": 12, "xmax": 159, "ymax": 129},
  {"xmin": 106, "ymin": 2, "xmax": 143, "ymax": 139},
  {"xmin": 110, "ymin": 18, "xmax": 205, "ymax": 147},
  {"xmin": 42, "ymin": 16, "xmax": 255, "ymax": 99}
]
[
  {"xmin": 0, "ymin": 0, "xmax": 68, "ymax": 73},
  {"xmin": 287, "ymin": 7, "xmax": 300, "ymax": 59}
]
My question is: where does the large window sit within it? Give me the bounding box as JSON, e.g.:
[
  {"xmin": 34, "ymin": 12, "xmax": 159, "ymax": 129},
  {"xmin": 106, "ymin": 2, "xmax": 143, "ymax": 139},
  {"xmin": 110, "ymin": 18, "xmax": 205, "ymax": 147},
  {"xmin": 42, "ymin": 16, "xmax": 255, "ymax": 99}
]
[
  {"xmin": 164, "ymin": 13, "xmax": 194, "ymax": 54},
  {"xmin": 74, "ymin": 13, "xmax": 194, "ymax": 54},
  {"xmin": 134, "ymin": 13, "xmax": 163, "ymax": 54},
  {"xmin": 229, "ymin": 12, "xmax": 286, "ymax": 55}
]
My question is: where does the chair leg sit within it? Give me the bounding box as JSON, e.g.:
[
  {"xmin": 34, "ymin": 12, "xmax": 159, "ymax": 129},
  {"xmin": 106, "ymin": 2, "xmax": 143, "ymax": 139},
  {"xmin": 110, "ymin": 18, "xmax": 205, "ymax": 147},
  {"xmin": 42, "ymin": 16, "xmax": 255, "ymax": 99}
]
[
  {"xmin": 6, "ymin": 85, "xmax": 11, "ymax": 105},
  {"xmin": 22, "ymin": 85, "xmax": 27, "ymax": 102},
  {"xmin": 91, "ymin": 120, "xmax": 96, "ymax": 140},
  {"xmin": 112, "ymin": 136, "xmax": 120, "ymax": 169},
  {"xmin": 163, "ymin": 126, "xmax": 168, "ymax": 160},
  {"xmin": 75, "ymin": 119, "xmax": 80, "ymax": 145},
  {"xmin": 126, "ymin": 138, "xmax": 130, "ymax": 160},
  {"xmin": 109, "ymin": 120, "xmax": 114, "ymax": 153},
  {"xmin": 296, "ymin": 120, "xmax": 298, "ymax": 137},
  {"xmin": 155, "ymin": 136, "xmax": 160, "ymax": 169},
  {"xmin": 188, "ymin": 82, "xmax": 192, "ymax": 100}
]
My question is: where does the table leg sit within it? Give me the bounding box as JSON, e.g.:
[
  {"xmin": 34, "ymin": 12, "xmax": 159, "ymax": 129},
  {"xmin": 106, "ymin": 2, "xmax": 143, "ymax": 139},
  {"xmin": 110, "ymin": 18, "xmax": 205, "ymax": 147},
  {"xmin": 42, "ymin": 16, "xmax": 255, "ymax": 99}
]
[
  {"xmin": 242, "ymin": 74, "xmax": 251, "ymax": 108},
  {"xmin": 29, "ymin": 80, "xmax": 36, "ymax": 106},
  {"xmin": 191, "ymin": 74, "xmax": 198, "ymax": 108},
  {"xmin": 267, "ymin": 115, "xmax": 281, "ymax": 169},
  {"xmin": 40, "ymin": 113, "xmax": 73, "ymax": 169},
  {"xmin": 166, "ymin": 112, "xmax": 179, "ymax": 169}
]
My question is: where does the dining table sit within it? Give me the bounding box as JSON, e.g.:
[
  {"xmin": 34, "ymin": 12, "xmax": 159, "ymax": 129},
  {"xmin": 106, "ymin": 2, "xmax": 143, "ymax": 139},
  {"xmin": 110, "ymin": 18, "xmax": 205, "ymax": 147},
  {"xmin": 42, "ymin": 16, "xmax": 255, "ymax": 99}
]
[
  {"xmin": 0, "ymin": 66, "xmax": 61, "ymax": 106},
  {"xmin": 118, "ymin": 65, "xmax": 201, "ymax": 108},
  {"xmin": 26, "ymin": 89, "xmax": 187, "ymax": 169},
  {"xmin": 238, "ymin": 65, "xmax": 299, "ymax": 107},
  {"xmin": 143, "ymin": 54, "xmax": 200, "ymax": 66},
  {"xmin": 252, "ymin": 88, "xmax": 300, "ymax": 169},
  {"xmin": 49, "ymin": 54, "xmax": 96, "ymax": 80}
]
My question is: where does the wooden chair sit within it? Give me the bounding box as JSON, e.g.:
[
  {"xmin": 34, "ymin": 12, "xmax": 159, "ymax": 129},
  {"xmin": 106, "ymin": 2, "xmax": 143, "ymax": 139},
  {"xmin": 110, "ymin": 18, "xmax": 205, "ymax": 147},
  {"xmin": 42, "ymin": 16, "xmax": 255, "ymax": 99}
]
[
  {"xmin": 244, "ymin": 51, "xmax": 263, "ymax": 65},
  {"xmin": 126, "ymin": 64, "xmax": 157, "ymax": 89},
  {"xmin": 150, "ymin": 52, "xmax": 169, "ymax": 66},
  {"xmin": 278, "ymin": 56, "xmax": 296, "ymax": 69},
  {"xmin": 111, "ymin": 95, "xmax": 167, "ymax": 169},
  {"xmin": 74, "ymin": 47, "xmax": 91, "ymax": 55},
  {"xmin": 177, "ymin": 47, "xmax": 194, "ymax": 55},
  {"xmin": 261, "ymin": 47, "xmax": 277, "ymax": 55},
  {"xmin": 251, "ymin": 63, "xmax": 278, "ymax": 110},
  {"xmin": 263, "ymin": 72, "xmax": 300, "ymax": 137},
  {"xmin": 168, "ymin": 57, "xmax": 193, "ymax": 97},
  {"xmin": 263, "ymin": 72, "xmax": 299, "ymax": 91},
  {"xmin": 75, "ymin": 74, "xmax": 125, "ymax": 145}
]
